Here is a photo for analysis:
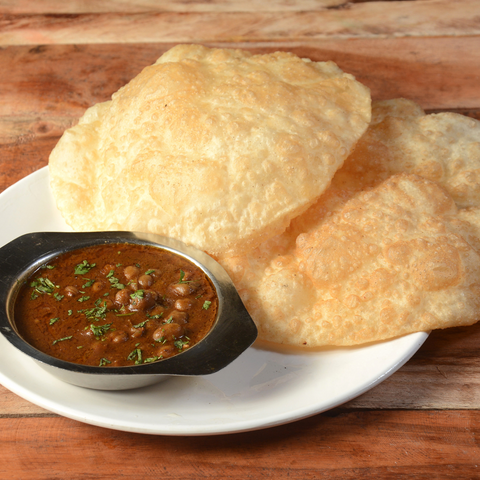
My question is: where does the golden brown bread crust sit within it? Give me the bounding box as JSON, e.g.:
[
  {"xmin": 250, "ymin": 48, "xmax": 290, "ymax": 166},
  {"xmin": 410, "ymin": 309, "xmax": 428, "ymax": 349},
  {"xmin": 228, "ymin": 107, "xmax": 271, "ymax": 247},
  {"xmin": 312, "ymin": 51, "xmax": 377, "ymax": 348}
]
[
  {"xmin": 49, "ymin": 44, "xmax": 371, "ymax": 256},
  {"xmin": 220, "ymin": 174, "xmax": 480, "ymax": 347},
  {"xmin": 218, "ymin": 100, "xmax": 480, "ymax": 347}
]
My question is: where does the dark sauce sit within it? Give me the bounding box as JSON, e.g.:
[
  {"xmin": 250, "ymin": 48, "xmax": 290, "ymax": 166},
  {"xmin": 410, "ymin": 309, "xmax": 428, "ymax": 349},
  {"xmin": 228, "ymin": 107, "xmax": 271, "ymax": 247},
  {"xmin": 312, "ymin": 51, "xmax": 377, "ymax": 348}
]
[{"xmin": 14, "ymin": 243, "xmax": 218, "ymax": 367}]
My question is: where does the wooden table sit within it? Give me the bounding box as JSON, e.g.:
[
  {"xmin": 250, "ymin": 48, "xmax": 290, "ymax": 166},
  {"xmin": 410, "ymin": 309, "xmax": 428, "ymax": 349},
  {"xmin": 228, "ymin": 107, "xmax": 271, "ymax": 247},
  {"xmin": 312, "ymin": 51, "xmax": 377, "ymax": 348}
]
[{"xmin": 1, "ymin": 1, "xmax": 480, "ymax": 477}]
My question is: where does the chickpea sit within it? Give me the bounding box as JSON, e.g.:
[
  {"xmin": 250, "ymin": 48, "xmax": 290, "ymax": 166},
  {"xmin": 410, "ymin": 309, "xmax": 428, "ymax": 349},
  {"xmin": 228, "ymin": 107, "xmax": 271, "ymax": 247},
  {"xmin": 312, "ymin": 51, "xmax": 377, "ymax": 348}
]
[
  {"xmin": 152, "ymin": 322, "xmax": 184, "ymax": 342},
  {"xmin": 37, "ymin": 305, "xmax": 56, "ymax": 319},
  {"xmin": 109, "ymin": 331, "xmax": 129, "ymax": 343},
  {"xmin": 147, "ymin": 268, "xmax": 161, "ymax": 278},
  {"xmin": 115, "ymin": 288, "xmax": 131, "ymax": 306},
  {"xmin": 89, "ymin": 341, "xmax": 106, "ymax": 355},
  {"xmin": 174, "ymin": 298, "xmax": 193, "ymax": 311},
  {"xmin": 169, "ymin": 282, "xmax": 197, "ymax": 297},
  {"xmin": 91, "ymin": 280, "xmax": 106, "ymax": 293},
  {"xmin": 129, "ymin": 290, "xmax": 157, "ymax": 311},
  {"xmin": 124, "ymin": 265, "xmax": 141, "ymax": 281},
  {"xmin": 130, "ymin": 326, "xmax": 145, "ymax": 338},
  {"xmin": 156, "ymin": 345, "xmax": 176, "ymax": 359},
  {"xmin": 64, "ymin": 285, "xmax": 79, "ymax": 297},
  {"xmin": 167, "ymin": 311, "xmax": 189, "ymax": 324},
  {"xmin": 149, "ymin": 305, "xmax": 166, "ymax": 317},
  {"xmin": 138, "ymin": 274, "xmax": 153, "ymax": 289},
  {"xmin": 101, "ymin": 298, "xmax": 115, "ymax": 310},
  {"xmin": 101, "ymin": 264, "xmax": 116, "ymax": 275}
]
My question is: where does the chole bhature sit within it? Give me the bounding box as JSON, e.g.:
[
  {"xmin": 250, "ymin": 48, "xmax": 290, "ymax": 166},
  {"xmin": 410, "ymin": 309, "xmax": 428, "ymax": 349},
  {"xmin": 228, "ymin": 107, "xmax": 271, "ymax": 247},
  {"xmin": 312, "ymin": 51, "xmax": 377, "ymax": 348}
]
[{"xmin": 49, "ymin": 44, "xmax": 480, "ymax": 348}]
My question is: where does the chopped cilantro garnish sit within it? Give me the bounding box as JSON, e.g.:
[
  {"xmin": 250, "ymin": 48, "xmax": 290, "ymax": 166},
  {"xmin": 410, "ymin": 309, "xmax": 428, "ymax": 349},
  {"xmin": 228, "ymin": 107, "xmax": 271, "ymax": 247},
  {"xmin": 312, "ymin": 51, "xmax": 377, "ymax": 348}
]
[
  {"xmin": 202, "ymin": 300, "xmax": 212, "ymax": 310},
  {"xmin": 82, "ymin": 279, "xmax": 95, "ymax": 288},
  {"xmin": 99, "ymin": 357, "xmax": 111, "ymax": 366},
  {"xmin": 74, "ymin": 260, "xmax": 96, "ymax": 275},
  {"xmin": 133, "ymin": 319, "xmax": 149, "ymax": 328},
  {"xmin": 174, "ymin": 338, "xmax": 189, "ymax": 350},
  {"xmin": 130, "ymin": 290, "xmax": 144, "ymax": 299},
  {"xmin": 77, "ymin": 295, "xmax": 90, "ymax": 303},
  {"xmin": 177, "ymin": 269, "xmax": 192, "ymax": 284},
  {"xmin": 30, "ymin": 277, "xmax": 57, "ymax": 295},
  {"xmin": 127, "ymin": 348, "xmax": 142, "ymax": 364},
  {"xmin": 49, "ymin": 317, "xmax": 60, "ymax": 325},
  {"xmin": 108, "ymin": 275, "xmax": 125, "ymax": 289},
  {"xmin": 54, "ymin": 292, "xmax": 64, "ymax": 301},
  {"xmin": 79, "ymin": 300, "xmax": 108, "ymax": 320},
  {"xmin": 144, "ymin": 356, "xmax": 160, "ymax": 363},
  {"xmin": 90, "ymin": 323, "xmax": 112, "ymax": 337},
  {"xmin": 52, "ymin": 335, "xmax": 72, "ymax": 345}
]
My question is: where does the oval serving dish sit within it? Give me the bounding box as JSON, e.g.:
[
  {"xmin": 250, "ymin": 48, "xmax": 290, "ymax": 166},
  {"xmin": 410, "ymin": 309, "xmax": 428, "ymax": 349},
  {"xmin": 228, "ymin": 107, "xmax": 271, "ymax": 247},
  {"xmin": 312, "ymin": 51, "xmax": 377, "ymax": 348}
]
[{"xmin": 0, "ymin": 231, "xmax": 257, "ymax": 390}]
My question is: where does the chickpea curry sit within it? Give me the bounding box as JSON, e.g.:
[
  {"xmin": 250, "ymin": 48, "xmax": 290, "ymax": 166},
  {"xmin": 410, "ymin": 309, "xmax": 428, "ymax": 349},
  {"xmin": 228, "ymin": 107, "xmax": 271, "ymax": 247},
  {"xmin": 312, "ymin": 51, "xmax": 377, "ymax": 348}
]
[{"xmin": 14, "ymin": 243, "xmax": 218, "ymax": 367}]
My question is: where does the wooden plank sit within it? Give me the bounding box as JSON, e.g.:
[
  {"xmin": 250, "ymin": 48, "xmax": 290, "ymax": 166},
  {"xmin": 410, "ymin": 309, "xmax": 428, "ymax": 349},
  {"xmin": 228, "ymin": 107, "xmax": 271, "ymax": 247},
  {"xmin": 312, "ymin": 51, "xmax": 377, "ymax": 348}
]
[
  {"xmin": 0, "ymin": 412, "xmax": 479, "ymax": 478},
  {"xmin": 349, "ymin": 322, "xmax": 480, "ymax": 409},
  {"xmin": 0, "ymin": 0, "xmax": 347, "ymax": 14},
  {"xmin": 0, "ymin": 1, "xmax": 479, "ymax": 46},
  {"xmin": 0, "ymin": 385, "xmax": 51, "ymax": 416},
  {"xmin": 1, "ymin": 36, "xmax": 479, "ymax": 120}
]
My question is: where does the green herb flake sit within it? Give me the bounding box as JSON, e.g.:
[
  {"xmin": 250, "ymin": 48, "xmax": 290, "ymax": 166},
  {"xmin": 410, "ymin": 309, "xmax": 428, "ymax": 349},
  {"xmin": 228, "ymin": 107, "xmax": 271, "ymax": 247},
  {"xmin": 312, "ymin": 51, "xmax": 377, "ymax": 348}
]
[
  {"xmin": 52, "ymin": 335, "xmax": 73, "ymax": 345},
  {"xmin": 202, "ymin": 300, "xmax": 212, "ymax": 310},
  {"xmin": 68, "ymin": 310, "xmax": 73, "ymax": 316},
  {"xmin": 130, "ymin": 290, "xmax": 144, "ymax": 299},
  {"xmin": 74, "ymin": 260, "xmax": 96, "ymax": 275},
  {"xmin": 127, "ymin": 348, "xmax": 142, "ymax": 365},
  {"xmin": 144, "ymin": 356, "xmax": 160, "ymax": 364},
  {"xmin": 174, "ymin": 338, "xmax": 190, "ymax": 351},
  {"xmin": 82, "ymin": 278, "xmax": 95, "ymax": 288},
  {"xmin": 108, "ymin": 276, "xmax": 125, "ymax": 289},
  {"xmin": 90, "ymin": 323, "xmax": 112, "ymax": 337},
  {"xmin": 54, "ymin": 292, "xmax": 64, "ymax": 302},
  {"xmin": 99, "ymin": 358, "xmax": 111, "ymax": 366},
  {"xmin": 133, "ymin": 319, "xmax": 149, "ymax": 328},
  {"xmin": 49, "ymin": 317, "xmax": 60, "ymax": 325},
  {"xmin": 79, "ymin": 301, "xmax": 107, "ymax": 320},
  {"xmin": 77, "ymin": 295, "xmax": 90, "ymax": 303},
  {"xmin": 145, "ymin": 269, "xmax": 155, "ymax": 275},
  {"xmin": 177, "ymin": 269, "xmax": 193, "ymax": 284},
  {"xmin": 30, "ymin": 277, "xmax": 57, "ymax": 295}
]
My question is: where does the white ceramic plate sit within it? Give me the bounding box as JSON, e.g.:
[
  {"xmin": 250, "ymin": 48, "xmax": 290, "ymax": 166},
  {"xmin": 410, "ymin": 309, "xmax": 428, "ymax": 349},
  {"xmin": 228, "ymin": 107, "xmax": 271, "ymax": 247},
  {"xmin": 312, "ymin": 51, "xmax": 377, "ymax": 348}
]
[{"xmin": 0, "ymin": 168, "xmax": 428, "ymax": 435}]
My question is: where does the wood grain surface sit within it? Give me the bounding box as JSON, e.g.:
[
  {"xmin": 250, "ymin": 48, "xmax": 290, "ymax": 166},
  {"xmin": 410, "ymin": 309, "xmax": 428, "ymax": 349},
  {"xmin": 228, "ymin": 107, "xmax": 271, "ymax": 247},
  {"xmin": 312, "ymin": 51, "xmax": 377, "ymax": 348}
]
[{"xmin": 1, "ymin": 0, "xmax": 480, "ymax": 478}]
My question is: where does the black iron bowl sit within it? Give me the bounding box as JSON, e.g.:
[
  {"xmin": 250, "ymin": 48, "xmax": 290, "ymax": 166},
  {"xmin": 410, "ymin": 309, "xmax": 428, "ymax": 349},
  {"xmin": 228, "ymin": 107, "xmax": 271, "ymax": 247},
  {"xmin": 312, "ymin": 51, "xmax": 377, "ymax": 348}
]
[{"xmin": 0, "ymin": 231, "xmax": 257, "ymax": 390}]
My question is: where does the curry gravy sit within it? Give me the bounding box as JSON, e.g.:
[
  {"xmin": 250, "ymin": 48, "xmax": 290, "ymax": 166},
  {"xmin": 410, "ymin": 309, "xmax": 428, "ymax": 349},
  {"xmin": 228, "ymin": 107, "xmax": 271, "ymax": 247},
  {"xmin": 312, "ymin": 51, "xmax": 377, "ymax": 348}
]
[{"xmin": 14, "ymin": 243, "xmax": 217, "ymax": 367}]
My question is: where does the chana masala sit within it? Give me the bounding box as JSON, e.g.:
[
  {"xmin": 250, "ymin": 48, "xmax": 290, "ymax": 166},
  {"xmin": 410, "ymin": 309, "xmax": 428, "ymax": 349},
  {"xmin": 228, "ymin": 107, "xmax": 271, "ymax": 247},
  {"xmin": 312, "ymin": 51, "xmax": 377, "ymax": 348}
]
[{"xmin": 14, "ymin": 243, "xmax": 218, "ymax": 367}]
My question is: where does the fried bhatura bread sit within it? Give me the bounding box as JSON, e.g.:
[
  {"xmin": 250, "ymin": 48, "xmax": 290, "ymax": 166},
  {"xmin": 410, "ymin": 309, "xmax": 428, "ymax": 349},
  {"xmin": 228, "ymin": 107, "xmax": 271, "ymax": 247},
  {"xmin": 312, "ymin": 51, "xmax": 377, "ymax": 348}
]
[
  {"xmin": 49, "ymin": 44, "xmax": 371, "ymax": 256},
  {"xmin": 218, "ymin": 101, "xmax": 480, "ymax": 346},
  {"xmin": 219, "ymin": 174, "xmax": 480, "ymax": 347},
  {"xmin": 332, "ymin": 98, "xmax": 480, "ymax": 207}
]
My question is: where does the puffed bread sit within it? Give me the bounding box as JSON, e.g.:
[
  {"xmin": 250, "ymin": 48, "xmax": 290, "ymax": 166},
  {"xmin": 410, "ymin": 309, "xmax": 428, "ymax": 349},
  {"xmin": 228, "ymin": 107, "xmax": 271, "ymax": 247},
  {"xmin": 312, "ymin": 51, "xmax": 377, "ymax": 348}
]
[{"xmin": 49, "ymin": 44, "xmax": 371, "ymax": 256}]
